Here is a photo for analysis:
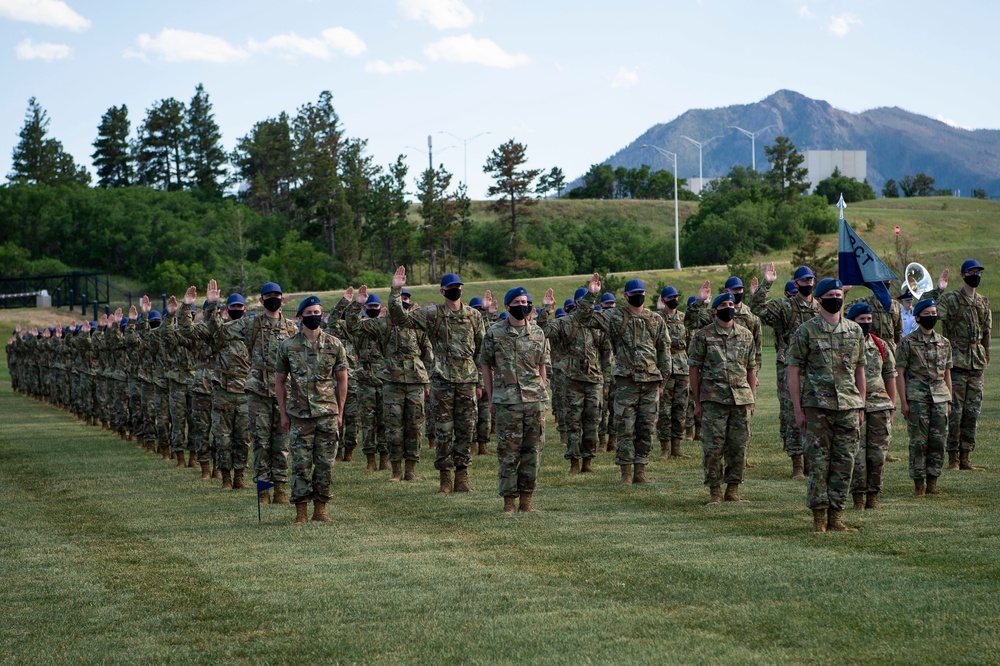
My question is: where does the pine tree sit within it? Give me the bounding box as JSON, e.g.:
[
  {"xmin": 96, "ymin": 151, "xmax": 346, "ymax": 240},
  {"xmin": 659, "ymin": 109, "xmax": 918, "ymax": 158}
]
[
  {"xmin": 92, "ymin": 104, "xmax": 133, "ymax": 188},
  {"xmin": 764, "ymin": 136, "xmax": 809, "ymax": 201},
  {"xmin": 184, "ymin": 84, "xmax": 226, "ymax": 196},
  {"xmin": 136, "ymin": 98, "xmax": 187, "ymax": 190},
  {"xmin": 9, "ymin": 97, "xmax": 90, "ymax": 186},
  {"xmin": 483, "ymin": 139, "xmax": 541, "ymax": 267},
  {"xmin": 231, "ymin": 113, "xmax": 296, "ymax": 218}
]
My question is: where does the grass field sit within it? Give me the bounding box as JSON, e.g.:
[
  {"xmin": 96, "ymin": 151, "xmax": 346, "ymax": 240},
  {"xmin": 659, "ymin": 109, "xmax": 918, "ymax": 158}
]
[{"xmin": 2, "ymin": 347, "xmax": 1000, "ymax": 664}]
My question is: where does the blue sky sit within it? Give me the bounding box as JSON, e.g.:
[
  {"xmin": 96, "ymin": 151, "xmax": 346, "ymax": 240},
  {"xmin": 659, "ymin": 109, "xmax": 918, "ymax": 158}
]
[{"xmin": 2, "ymin": 0, "xmax": 997, "ymax": 199}]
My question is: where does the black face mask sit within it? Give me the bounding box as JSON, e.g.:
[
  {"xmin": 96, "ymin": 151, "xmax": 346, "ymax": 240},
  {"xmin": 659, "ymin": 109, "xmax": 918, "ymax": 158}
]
[
  {"xmin": 365, "ymin": 308, "xmax": 381, "ymax": 319},
  {"xmin": 919, "ymin": 315, "xmax": 938, "ymax": 330},
  {"xmin": 732, "ymin": 292, "xmax": 744, "ymax": 304},
  {"xmin": 508, "ymin": 305, "xmax": 532, "ymax": 321},
  {"xmin": 797, "ymin": 284, "xmax": 813, "ymax": 297},
  {"xmin": 148, "ymin": 320, "xmax": 161, "ymax": 329},
  {"xmin": 301, "ymin": 314, "xmax": 322, "ymax": 330},
  {"xmin": 820, "ymin": 297, "xmax": 843, "ymax": 314},
  {"xmin": 565, "ymin": 304, "xmax": 576, "ymax": 313},
  {"xmin": 228, "ymin": 309, "xmax": 245, "ymax": 320},
  {"xmin": 964, "ymin": 274, "xmax": 982, "ymax": 288},
  {"xmin": 262, "ymin": 297, "xmax": 282, "ymax": 312},
  {"xmin": 716, "ymin": 307, "xmax": 735, "ymax": 323},
  {"xmin": 858, "ymin": 322, "xmax": 872, "ymax": 336},
  {"xmin": 402, "ymin": 301, "xmax": 412, "ymax": 310},
  {"xmin": 664, "ymin": 299, "xmax": 679, "ymax": 310},
  {"xmin": 627, "ymin": 293, "xmax": 645, "ymax": 308},
  {"xmin": 443, "ymin": 287, "xmax": 462, "ymax": 302}
]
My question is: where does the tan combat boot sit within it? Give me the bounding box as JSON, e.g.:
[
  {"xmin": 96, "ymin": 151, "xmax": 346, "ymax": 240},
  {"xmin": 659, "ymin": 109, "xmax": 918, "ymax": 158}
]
[
  {"xmin": 200, "ymin": 461, "xmax": 211, "ymax": 480},
  {"xmin": 791, "ymin": 455, "xmax": 805, "ymax": 479},
  {"xmin": 865, "ymin": 492, "xmax": 881, "ymax": 509},
  {"xmin": 403, "ymin": 460, "xmax": 418, "ymax": 481},
  {"xmin": 658, "ymin": 440, "xmax": 670, "ymax": 460},
  {"xmin": 671, "ymin": 438, "xmax": 690, "ymax": 459},
  {"xmin": 232, "ymin": 469, "xmax": 248, "ymax": 490},
  {"xmin": 581, "ymin": 458, "xmax": 595, "ymax": 473},
  {"xmin": 598, "ymin": 434, "xmax": 607, "ymax": 451},
  {"xmin": 633, "ymin": 464, "xmax": 651, "ymax": 484},
  {"xmin": 175, "ymin": 451, "xmax": 185, "ymax": 468},
  {"xmin": 365, "ymin": 454, "xmax": 376, "ymax": 473},
  {"xmin": 812, "ymin": 509, "xmax": 827, "ymax": 533},
  {"xmin": 390, "ymin": 460, "xmax": 403, "ymax": 482},
  {"xmin": 693, "ymin": 424, "xmax": 702, "ymax": 441},
  {"xmin": 272, "ymin": 482, "xmax": 290, "ymax": 504},
  {"xmin": 427, "ymin": 435, "xmax": 435, "ymax": 450},
  {"xmin": 453, "ymin": 467, "xmax": 473, "ymax": 492},
  {"xmin": 518, "ymin": 492, "xmax": 539, "ymax": 513},
  {"xmin": 569, "ymin": 459, "xmax": 580, "ymax": 475},
  {"xmin": 379, "ymin": 453, "xmax": 390, "ymax": 471},
  {"xmin": 724, "ymin": 483, "xmax": 749, "ymax": 503},
  {"xmin": 959, "ymin": 451, "xmax": 984, "ymax": 471},
  {"xmin": 312, "ymin": 500, "xmax": 332, "ymax": 522},
  {"xmin": 343, "ymin": 446, "xmax": 355, "ymax": 462},
  {"xmin": 213, "ymin": 467, "xmax": 222, "ymax": 480},
  {"xmin": 708, "ymin": 486, "xmax": 723, "ymax": 505},
  {"xmin": 293, "ymin": 503, "xmax": 308, "ymax": 525},
  {"xmin": 559, "ymin": 431, "xmax": 568, "ymax": 448},
  {"xmin": 947, "ymin": 451, "xmax": 960, "ymax": 470},
  {"xmin": 258, "ymin": 487, "xmax": 271, "ymax": 504},
  {"xmin": 620, "ymin": 464, "xmax": 633, "ymax": 486},
  {"xmin": 684, "ymin": 426, "xmax": 695, "ymax": 441},
  {"xmin": 187, "ymin": 451, "xmax": 197, "ymax": 468},
  {"xmin": 853, "ymin": 493, "xmax": 866, "ymax": 510},
  {"xmin": 503, "ymin": 496, "xmax": 517, "ymax": 515},
  {"xmin": 477, "ymin": 441, "xmax": 489, "ymax": 456},
  {"xmin": 926, "ymin": 476, "xmax": 944, "ymax": 494},
  {"xmin": 437, "ymin": 470, "xmax": 453, "ymax": 494},
  {"xmin": 913, "ymin": 478, "xmax": 926, "ymax": 497},
  {"xmin": 827, "ymin": 509, "xmax": 858, "ymax": 532},
  {"xmin": 161, "ymin": 445, "xmax": 171, "ymax": 461},
  {"xmin": 607, "ymin": 435, "xmax": 617, "ymax": 452},
  {"xmin": 145, "ymin": 440, "xmax": 157, "ymax": 455},
  {"xmin": 221, "ymin": 469, "xmax": 233, "ymax": 490}
]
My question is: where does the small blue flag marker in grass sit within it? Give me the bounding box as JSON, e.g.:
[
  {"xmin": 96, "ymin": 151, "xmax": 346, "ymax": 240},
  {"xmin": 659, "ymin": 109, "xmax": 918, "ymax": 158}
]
[{"xmin": 255, "ymin": 478, "xmax": 275, "ymax": 523}]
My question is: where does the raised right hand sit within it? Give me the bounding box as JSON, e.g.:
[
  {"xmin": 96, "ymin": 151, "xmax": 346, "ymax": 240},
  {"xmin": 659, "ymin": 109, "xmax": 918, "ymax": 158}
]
[
  {"xmin": 392, "ymin": 266, "xmax": 407, "ymax": 289},
  {"xmin": 765, "ymin": 262, "xmax": 777, "ymax": 284},
  {"xmin": 183, "ymin": 286, "xmax": 197, "ymax": 306},
  {"xmin": 588, "ymin": 273, "xmax": 601, "ymax": 294},
  {"xmin": 141, "ymin": 295, "xmax": 151, "ymax": 314},
  {"xmin": 344, "ymin": 286, "xmax": 355, "ymax": 302},
  {"xmin": 750, "ymin": 276, "xmax": 759, "ymax": 295},
  {"xmin": 206, "ymin": 279, "xmax": 220, "ymax": 304},
  {"xmin": 698, "ymin": 280, "xmax": 711, "ymax": 303},
  {"xmin": 938, "ymin": 268, "xmax": 949, "ymax": 291},
  {"xmin": 357, "ymin": 285, "xmax": 368, "ymax": 304},
  {"xmin": 542, "ymin": 288, "xmax": 555, "ymax": 307}
]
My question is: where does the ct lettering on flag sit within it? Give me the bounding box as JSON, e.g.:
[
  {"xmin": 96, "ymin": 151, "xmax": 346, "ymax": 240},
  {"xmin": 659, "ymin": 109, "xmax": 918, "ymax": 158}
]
[{"xmin": 838, "ymin": 215, "xmax": 898, "ymax": 311}]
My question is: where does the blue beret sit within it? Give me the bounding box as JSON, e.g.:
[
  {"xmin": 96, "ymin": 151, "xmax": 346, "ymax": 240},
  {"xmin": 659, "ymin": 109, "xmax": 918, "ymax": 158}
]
[
  {"xmin": 119, "ymin": 318, "xmax": 129, "ymax": 327},
  {"xmin": 75, "ymin": 324, "xmax": 82, "ymax": 331},
  {"xmin": 365, "ymin": 293, "xmax": 382, "ymax": 307},
  {"xmin": 601, "ymin": 292, "xmax": 616, "ymax": 304},
  {"xmin": 147, "ymin": 311, "xmax": 161, "ymax": 321},
  {"xmin": 784, "ymin": 281, "xmax": 798, "ymax": 294},
  {"xmin": 687, "ymin": 296, "xmax": 698, "ymax": 307},
  {"xmin": 563, "ymin": 298, "xmax": 575, "ymax": 309},
  {"xmin": 594, "ymin": 305, "xmax": 602, "ymax": 311},
  {"xmin": 498, "ymin": 312, "xmax": 509, "ymax": 320},
  {"xmin": 712, "ymin": 293, "xmax": 735, "ymax": 309},
  {"xmin": 814, "ymin": 278, "xmax": 843, "ymax": 298},
  {"xmin": 400, "ymin": 287, "xmax": 410, "ymax": 296},
  {"xmin": 468, "ymin": 296, "xmax": 484, "ymax": 308},
  {"xmin": 202, "ymin": 300, "xmax": 212, "ymax": 311},
  {"xmin": 48, "ymin": 327, "xmax": 56, "ymax": 333},
  {"xmin": 661, "ymin": 286, "xmax": 679, "ymax": 299},
  {"xmin": 440, "ymin": 273, "xmax": 463, "ymax": 288},
  {"xmin": 913, "ymin": 298, "xmax": 936, "ymax": 316},
  {"xmin": 555, "ymin": 308, "xmax": 566, "ymax": 318},
  {"xmin": 226, "ymin": 293, "xmax": 245, "ymax": 307},
  {"xmin": 793, "ymin": 266, "xmax": 815, "ymax": 281},
  {"xmin": 624, "ymin": 278, "xmax": 645, "ymax": 293},
  {"xmin": 846, "ymin": 302, "xmax": 872, "ymax": 320},
  {"xmin": 961, "ymin": 259, "xmax": 984, "ymax": 272},
  {"xmin": 261, "ymin": 282, "xmax": 282, "ymax": 296},
  {"xmin": 574, "ymin": 287, "xmax": 588, "ymax": 302},
  {"xmin": 295, "ymin": 295, "xmax": 322, "ymax": 317},
  {"xmin": 724, "ymin": 276, "xmax": 743, "ymax": 290},
  {"xmin": 504, "ymin": 286, "xmax": 527, "ymax": 306}
]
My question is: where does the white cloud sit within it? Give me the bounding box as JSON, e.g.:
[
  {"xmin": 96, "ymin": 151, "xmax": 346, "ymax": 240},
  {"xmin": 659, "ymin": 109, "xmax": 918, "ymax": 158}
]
[
  {"xmin": 15, "ymin": 38, "xmax": 70, "ymax": 60},
  {"xmin": 827, "ymin": 13, "xmax": 861, "ymax": 37},
  {"xmin": 612, "ymin": 66, "xmax": 638, "ymax": 89},
  {"xmin": 937, "ymin": 114, "xmax": 971, "ymax": 130},
  {"xmin": 134, "ymin": 28, "xmax": 249, "ymax": 63},
  {"xmin": 0, "ymin": 0, "xmax": 89, "ymax": 31},
  {"xmin": 365, "ymin": 58, "xmax": 425, "ymax": 74},
  {"xmin": 398, "ymin": 0, "xmax": 475, "ymax": 29},
  {"xmin": 248, "ymin": 27, "xmax": 366, "ymax": 60},
  {"xmin": 424, "ymin": 35, "xmax": 528, "ymax": 68},
  {"xmin": 797, "ymin": 5, "xmax": 815, "ymax": 20}
]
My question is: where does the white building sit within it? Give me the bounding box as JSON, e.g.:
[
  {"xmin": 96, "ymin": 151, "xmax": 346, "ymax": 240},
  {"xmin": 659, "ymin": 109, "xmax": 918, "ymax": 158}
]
[{"xmin": 802, "ymin": 150, "xmax": 867, "ymax": 193}]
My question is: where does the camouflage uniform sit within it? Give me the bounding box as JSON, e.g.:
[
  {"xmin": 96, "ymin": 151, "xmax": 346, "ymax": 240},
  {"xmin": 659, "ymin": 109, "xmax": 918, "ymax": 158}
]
[
  {"xmin": 687, "ymin": 321, "xmax": 756, "ymax": 489},
  {"xmin": 388, "ymin": 287, "xmax": 484, "ymax": 474},
  {"xmin": 209, "ymin": 310, "xmax": 298, "ymax": 485},
  {"xmin": 575, "ymin": 292, "xmax": 671, "ymax": 468},
  {"xmin": 749, "ymin": 282, "xmax": 819, "ymax": 457},
  {"xmin": 275, "ymin": 330, "xmax": 348, "ymax": 505},
  {"xmin": 933, "ymin": 288, "xmax": 990, "ymax": 454},
  {"xmin": 173, "ymin": 306, "xmax": 217, "ymax": 466},
  {"xmin": 537, "ymin": 306, "xmax": 610, "ymax": 464},
  {"xmin": 163, "ymin": 312, "xmax": 196, "ymax": 459},
  {"xmin": 846, "ymin": 294, "xmax": 903, "ymax": 353},
  {"xmin": 479, "ymin": 318, "xmax": 550, "ymax": 498},
  {"xmin": 654, "ymin": 309, "xmax": 695, "ymax": 446},
  {"xmin": 144, "ymin": 321, "xmax": 173, "ymax": 453},
  {"xmin": 851, "ymin": 335, "xmax": 896, "ymax": 496},
  {"xmin": 326, "ymin": 299, "xmax": 360, "ymax": 458},
  {"xmin": 346, "ymin": 301, "xmax": 433, "ymax": 463},
  {"xmin": 345, "ymin": 310, "xmax": 387, "ymax": 459},
  {"xmin": 787, "ymin": 316, "xmax": 865, "ymax": 511},
  {"xmin": 896, "ymin": 329, "xmax": 953, "ymax": 480}
]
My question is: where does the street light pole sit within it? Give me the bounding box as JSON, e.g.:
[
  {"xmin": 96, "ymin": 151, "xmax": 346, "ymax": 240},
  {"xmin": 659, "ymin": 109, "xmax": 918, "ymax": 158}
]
[
  {"xmin": 729, "ymin": 125, "xmax": 778, "ymax": 171},
  {"xmin": 404, "ymin": 141, "xmax": 455, "ymax": 173},
  {"xmin": 437, "ymin": 130, "xmax": 492, "ymax": 187},
  {"xmin": 642, "ymin": 144, "xmax": 681, "ymax": 270},
  {"xmin": 679, "ymin": 134, "xmax": 723, "ymax": 196}
]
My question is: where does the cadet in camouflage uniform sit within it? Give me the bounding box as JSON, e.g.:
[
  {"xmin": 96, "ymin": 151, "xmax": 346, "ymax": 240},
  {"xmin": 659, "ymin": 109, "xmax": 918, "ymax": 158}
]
[
  {"xmin": 139, "ymin": 300, "xmax": 173, "ymax": 460},
  {"xmin": 276, "ymin": 295, "xmax": 349, "ymax": 525},
  {"xmin": 480, "ymin": 287, "xmax": 549, "ymax": 514},
  {"xmin": 896, "ymin": 298, "xmax": 953, "ymax": 497},
  {"xmin": 845, "ymin": 303, "xmax": 897, "ymax": 510},
  {"xmin": 576, "ymin": 274, "xmax": 671, "ymax": 486},
  {"xmin": 538, "ymin": 287, "xmax": 611, "ymax": 474},
  {"xmin": 326, "ymin": 296, "xmax": 360, "ymax": 462},
  {"xmin": 172, "ymin": 293, "xmax": 221, "ymax": 479},
  {"xmin": 925, "ymin": 260, "xmax": 991, "ymax": 471},
  {"xmin": 597, "ymin": 292, "xmax": 618, "ymax": 451},
  {"xmin": 349, "ymin": 292, "xmax": 389, "ymax": 473},
  {"xmin": 688, "ymin": 293, "xmax": 757, "ymax": 504},
  {"xmin": 550, "ymin": 296, "xmax": 576, "ymax": 448},
  {"xmin": 162, "ymin": 299, "xmax": 198, "ymax": 468},
  {"xmin": 787, "ymin": 278, "xmax": 866, "ymax": 533},
  {"xmin": 346, "ymin": 285, "xmax": 433, "ymax": 482},
  {"xmin": 750, "ymin": 263, "xmax": 820, "ymax": 478},
  {"xmin": 206, "ymin": 279, "xmax": 298, "ymax": 505},
  {"xmin": 388, "ymin": 267, "xmax": 485, "ymax": 495},
  {"xmin": 469, "ymin": 296, "xmax": 493, "ymax": 455},
  {"xmin": 654, "ymin": 286, "xmax": 693, "ymax": 461}
]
